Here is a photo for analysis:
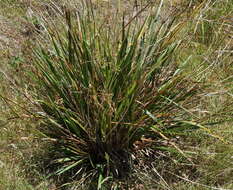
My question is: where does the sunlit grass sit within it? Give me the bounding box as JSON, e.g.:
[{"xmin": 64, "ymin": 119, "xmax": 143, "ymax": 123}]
[
  {"xmin": 0, "ymin": 0, "xmax": 232, "ymax": 189},
  {"xmin": 25, "ymin": 1, "xmax": 224, "ymax": 188}
]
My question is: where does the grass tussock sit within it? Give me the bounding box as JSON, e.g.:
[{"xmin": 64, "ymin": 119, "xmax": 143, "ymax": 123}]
[
  {"xmin": 27, "ymin": 2, "xmax": 221, "ymax": 189},
  {"xmin": 0, "ymin": 0, "xmax": 232, "ymax": 190}
]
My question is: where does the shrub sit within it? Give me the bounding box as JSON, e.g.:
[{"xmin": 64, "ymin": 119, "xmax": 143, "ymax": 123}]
[{"xmin": 31, "ymin": 2, "xmax": 205, "ymax": 189}]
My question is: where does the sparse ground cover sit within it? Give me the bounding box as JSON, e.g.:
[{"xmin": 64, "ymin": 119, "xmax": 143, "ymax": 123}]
[{"xmin": 0, "ymin": 0, "xmax": 233, "ymax": 190}]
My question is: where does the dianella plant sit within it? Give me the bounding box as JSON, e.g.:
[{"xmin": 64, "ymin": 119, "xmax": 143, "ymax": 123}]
[{"xmin": 31, "ymin": 1, "xmax": 208, "ymax": 189}]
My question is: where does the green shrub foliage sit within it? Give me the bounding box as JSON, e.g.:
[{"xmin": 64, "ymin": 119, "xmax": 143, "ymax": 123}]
[{"xmin": 32, "ymin": 4, "xmax": 202, "ymax": 187}]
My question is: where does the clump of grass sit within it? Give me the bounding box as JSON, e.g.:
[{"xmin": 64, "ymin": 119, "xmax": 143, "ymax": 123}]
[
  {"xmin": 26, "ymin": 2, "xmax": 214, "ymax": 189},
  {"xmin": 0, "ymin": 0, "xmax": 231, "ymax": 189}
]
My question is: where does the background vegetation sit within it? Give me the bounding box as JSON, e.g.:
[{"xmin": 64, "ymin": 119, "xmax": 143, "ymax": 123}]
[{"xmin": 0, "ymin": 0, "xmax": 232, "ymax": 189}]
